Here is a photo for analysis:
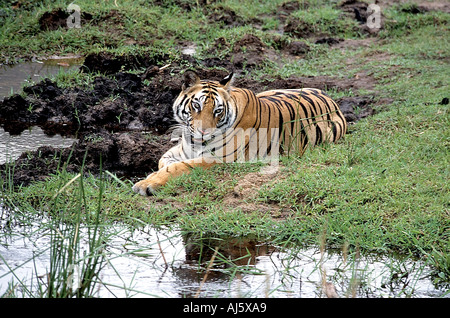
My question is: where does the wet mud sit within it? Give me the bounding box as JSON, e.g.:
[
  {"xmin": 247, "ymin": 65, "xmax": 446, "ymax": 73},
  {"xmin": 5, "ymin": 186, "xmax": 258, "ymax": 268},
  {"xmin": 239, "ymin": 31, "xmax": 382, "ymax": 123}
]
[{"xmin": 0, "ymin": 0, "xmax": 391, "ymax": 187}]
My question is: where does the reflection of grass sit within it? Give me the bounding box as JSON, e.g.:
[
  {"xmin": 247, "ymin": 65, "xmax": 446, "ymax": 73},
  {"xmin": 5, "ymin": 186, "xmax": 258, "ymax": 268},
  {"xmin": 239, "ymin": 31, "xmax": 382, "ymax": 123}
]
[
  {"xmin": 1, "ymin": 168, "xmax": 106, "ymax": 297},
  {"xmin": 45, "ymin": 173, "xmax": 106, "ymax": 297},
  {"xmin": 1, "ymin": 161, "xmax": 447, "ymax": 296},
  {"xmin": 184, "ymin": 232, "xmax": 440, "ymax": 297}
]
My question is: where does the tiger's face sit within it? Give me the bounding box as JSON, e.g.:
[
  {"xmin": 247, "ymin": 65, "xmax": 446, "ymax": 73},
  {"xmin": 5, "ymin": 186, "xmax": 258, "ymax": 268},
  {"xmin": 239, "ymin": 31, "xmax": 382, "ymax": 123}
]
[{"xmin": 173, "ymin": 71, "xmax": 235, "ymax": 143}]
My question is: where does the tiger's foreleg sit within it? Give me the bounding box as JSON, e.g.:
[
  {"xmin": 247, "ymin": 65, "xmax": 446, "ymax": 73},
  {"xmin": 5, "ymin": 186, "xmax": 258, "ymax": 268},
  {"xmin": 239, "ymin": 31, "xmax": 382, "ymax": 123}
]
[{"xmin": 132, "ymin": 156, "xmax": 216, "ymax": 196}]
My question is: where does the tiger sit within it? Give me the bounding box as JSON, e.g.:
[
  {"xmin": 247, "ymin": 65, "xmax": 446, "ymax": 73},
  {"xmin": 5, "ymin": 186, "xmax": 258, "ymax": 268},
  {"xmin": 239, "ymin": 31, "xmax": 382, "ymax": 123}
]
[{"xmin": 132, "ymin": 71, "xmax": 347, "ymax": 196}]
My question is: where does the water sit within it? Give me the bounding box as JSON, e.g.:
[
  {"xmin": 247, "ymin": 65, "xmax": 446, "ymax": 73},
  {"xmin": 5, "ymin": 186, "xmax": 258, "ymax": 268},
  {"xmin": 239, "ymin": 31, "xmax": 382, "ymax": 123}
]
[
  {"xmin": 0, "ymin": 59, "xmax": 80, "ymax": 164},
  {"xmin": 96, "ymin": 229, "xmax": 447, "ymax": 298},
  {"xmin": 0, "ymin": 219, "xmax": 446, "ymax": 298},
  {"xmin": 0, "ymin": 126, "xmax": 77, "ymax": 165},
  {"xmin": 0, "ymin": 57, "xmax": 82, "ymax": 100}
]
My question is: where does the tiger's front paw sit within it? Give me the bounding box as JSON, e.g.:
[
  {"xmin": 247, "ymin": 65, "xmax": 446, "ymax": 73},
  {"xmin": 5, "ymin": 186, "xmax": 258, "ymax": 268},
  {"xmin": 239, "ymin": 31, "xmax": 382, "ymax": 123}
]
[{"xmin": 132, "ymin": 172, "xmax": 164, "ymax": 196}]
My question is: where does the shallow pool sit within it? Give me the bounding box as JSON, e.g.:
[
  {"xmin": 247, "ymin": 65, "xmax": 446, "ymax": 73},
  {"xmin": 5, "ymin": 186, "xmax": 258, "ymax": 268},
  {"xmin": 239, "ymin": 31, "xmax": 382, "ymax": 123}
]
[
  {"xmin": 0, "ymin": 216, "xmax": 446, "ymax": 298},
  {"xmin": 0, "ymin": 126, "xmax": 77, "ymax": 165},
  {"xmin": 0, "ymin": 57, "xmax": 82, "ymax": 100}
]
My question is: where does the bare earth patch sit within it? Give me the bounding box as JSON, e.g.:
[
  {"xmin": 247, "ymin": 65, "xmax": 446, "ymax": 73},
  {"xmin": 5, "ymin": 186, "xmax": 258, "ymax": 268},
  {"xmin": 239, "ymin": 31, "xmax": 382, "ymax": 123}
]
[{"xmin": 221, "ymin": 166, "xmax": 294, "ymax": 219}]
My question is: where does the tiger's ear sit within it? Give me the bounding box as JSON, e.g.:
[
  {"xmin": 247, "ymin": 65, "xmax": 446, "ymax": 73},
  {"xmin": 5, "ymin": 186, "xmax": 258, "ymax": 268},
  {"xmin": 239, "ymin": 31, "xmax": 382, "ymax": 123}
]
[
  {"xmin": 182, "ymin": 70, "xmax": 201, "ymax": 91},
  {"xmin": 219, "ymin": 72, "xmax": 234, "ymax": 90}
]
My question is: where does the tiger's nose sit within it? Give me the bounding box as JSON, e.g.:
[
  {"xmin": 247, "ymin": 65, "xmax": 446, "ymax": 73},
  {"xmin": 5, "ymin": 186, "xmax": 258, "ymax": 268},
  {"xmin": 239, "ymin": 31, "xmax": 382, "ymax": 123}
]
[{"xmin": 197, "ymin": 128, "xmax": 211, "ymax": 136}]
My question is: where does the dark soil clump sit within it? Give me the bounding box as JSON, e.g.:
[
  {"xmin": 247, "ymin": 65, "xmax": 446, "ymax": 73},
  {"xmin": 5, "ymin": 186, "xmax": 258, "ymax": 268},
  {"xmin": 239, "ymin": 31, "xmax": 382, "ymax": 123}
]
[
  {"xmin": 207, "ymin": 5, "xmax": 245, "ymax": 27},
  {"xmin": 340, "ymin": 0, "xmax": 370, "ymax": 24},
  {"xmin": 39, "ymin": 8, "xmax": 93, "ymax": 31},
  {"xmin": 277, "ymin": 1, "xmax": 308, "ymax": 22},
  {"xmin": 284, "ymin": 19, "xmax": 315, "ymax": 38},
  {"xmin": 231, "ymin": 34, "xmax": 269, "ymax": 69},
  {"xmin": 339, "ymin": 0, "xmax": 385, "ymax": 34},
  {"xmin": 0, "ymin": 69, "xmax": 176, "ymax": 135},
  {"xmin": 283, "ymin": 41, "xmax": 311, "ymax": 55},
  {"xmin": 82, "ymin": 52, "xmax": 168, "ymax": 75},
  {"xmin": 204, "ymin": 34, "xmax": 276, "ymax": 70},
  {"xmin": 315, "ymin": 37, "xmax": 344, "ymax": 45},
  {"xmin": 337, "ymin": 96, "xmax": 374, "ymax": 123}
]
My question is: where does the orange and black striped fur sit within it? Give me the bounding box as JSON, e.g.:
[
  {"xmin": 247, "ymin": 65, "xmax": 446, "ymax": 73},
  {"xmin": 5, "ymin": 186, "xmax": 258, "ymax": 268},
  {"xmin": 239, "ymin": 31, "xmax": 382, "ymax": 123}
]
[{"xmin": 132, "ymin": 71, "xmax": 347, "ymax": 196}]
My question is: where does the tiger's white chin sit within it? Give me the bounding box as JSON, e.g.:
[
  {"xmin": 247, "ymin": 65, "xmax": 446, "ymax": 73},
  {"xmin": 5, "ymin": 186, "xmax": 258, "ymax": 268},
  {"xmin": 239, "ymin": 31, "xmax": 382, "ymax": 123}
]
[
  {"xmin": 191, "ymin": 132, "xmax": 214, "ymax": 143},
  {"xmin": 192, "ymin": 137, "xmax": 204, "ymax": 143}
]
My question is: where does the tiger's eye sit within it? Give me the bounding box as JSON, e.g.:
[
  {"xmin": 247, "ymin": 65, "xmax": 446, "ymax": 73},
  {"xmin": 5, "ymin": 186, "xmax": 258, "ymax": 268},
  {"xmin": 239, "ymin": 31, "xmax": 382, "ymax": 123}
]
[
  {"xmin": 214, "ymin": 108, "xmax": 223, "ymax": 116},
  {"xmin": 192, "ymin": 101, "xmax": 201, "ymax": 112}
]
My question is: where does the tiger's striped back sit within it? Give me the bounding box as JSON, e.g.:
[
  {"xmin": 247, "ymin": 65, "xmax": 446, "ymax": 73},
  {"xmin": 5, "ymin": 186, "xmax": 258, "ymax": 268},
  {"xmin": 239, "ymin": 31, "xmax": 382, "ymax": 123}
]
[
  {"xmin": 132, "ymin": 72, "xmax": 348, "ymax": 195},
  {"xmin": 255, "ymin": 88, "xmax": 347, "ymax": 154},
  {"xmin": 225, "ymin": 86, "xmax": 347, "ymax": 158}
]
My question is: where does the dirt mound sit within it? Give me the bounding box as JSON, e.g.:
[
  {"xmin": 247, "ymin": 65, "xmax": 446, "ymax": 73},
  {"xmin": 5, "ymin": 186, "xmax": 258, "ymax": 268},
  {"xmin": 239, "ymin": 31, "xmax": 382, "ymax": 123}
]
[
  {"xmin": 337, "ymin": 96, "xmax": 374, "ymax": 123},
  {"xmin": 393, "ymin": 1, "xmax": 450, "ymax": 14},
  {"xmin": 339, "ymin": 0, "xmax": 370, "ymax": 23},
  {"xmin": 222, "ymin": 166, "xmax": 293, "ymax": 218},
  {"xmin": 0, "ymin": 63, "xmax": 180, "ymax": 186},
  {"xmin": 0, "ymin": 70, "xmax": 175, "ymax": 135},
  {"xmin": 203, "ymin": 33, "xmax": 274, "ymax": 70},
  {"xmin": 39, "ymin": 8, "xmax": 93, "ymax": 31},
  {"xmin": 278, "ymin": 0, "xmax": 306, "ymax": 17},
  {"xmin": 340, "ymin": 0, "xmax": 386, "ymax": 34},
  {"xmin": 284, "ymin": 19, "xmax": 316, "ymax": 38},
  {"xmin": 82, "ymin": 51, "xmax": 168, "ymax": 75},
  {"xmin": 207, "ymin": 5, "xmax": 245, "ymax": 27}
]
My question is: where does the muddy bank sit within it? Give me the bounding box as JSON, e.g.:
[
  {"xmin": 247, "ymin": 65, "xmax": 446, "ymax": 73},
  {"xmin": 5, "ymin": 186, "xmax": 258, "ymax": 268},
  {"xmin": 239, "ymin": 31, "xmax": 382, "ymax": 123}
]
[
  {"xmin": 1, "ymin": 130, "xmax": 174, "ymax": 187},
  {"xmin": 0, "ymin": 70, "xmax": 175, "ymax": 134}
]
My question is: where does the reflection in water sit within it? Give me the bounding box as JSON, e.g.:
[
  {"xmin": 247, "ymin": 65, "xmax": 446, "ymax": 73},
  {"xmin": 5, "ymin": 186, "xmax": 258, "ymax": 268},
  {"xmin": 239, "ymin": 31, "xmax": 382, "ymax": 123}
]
[
  {"xmin": 0, "ymin": 58, "xmax": 82, "ymax": 100},
  {"xmin": 0, "ymin": 126, "xmax": 77, "ymax": 165},
  {"xmin": 0, "ymin": 220, "xmax": 444, "ymax": 298}
]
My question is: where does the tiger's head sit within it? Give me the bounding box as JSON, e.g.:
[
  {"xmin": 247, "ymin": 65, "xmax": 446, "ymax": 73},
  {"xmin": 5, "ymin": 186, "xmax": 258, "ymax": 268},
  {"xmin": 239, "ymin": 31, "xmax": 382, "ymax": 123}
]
[{"xmin": 173, "ymin": 71, "xmax": 236, "ymax": 143}]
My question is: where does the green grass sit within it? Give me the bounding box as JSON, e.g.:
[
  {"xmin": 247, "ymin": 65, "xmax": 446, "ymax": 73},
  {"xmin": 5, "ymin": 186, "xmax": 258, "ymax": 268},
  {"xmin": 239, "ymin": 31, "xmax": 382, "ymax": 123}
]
[
  {"xmin": 380, "ymin": 3, "xmax": 450, "ymax": 39},
  {"xmin": 289, "ymin": 4, "xmax": 360, "ymax": 38},
  {"xmin": 1, "ymin": 0, "xmax": 449, "ymax": 294},
  {"xmin": 2, "ymin": 169, "xmax": 152, "ymax": 226}
]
